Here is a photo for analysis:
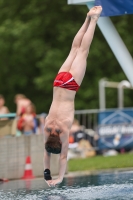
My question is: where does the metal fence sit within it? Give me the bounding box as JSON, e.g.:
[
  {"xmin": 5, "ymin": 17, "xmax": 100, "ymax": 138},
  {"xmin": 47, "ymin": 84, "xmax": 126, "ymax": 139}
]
[{"xmin": 75, "ymin": 109, "xmax": 99, "ymax": 131}]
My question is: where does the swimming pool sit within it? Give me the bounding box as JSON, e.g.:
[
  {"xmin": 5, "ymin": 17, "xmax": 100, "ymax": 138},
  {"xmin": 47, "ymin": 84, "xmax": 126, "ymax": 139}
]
[{"xmin": 0, "ymin": 170, "xmax": 133, "ymax": 200}]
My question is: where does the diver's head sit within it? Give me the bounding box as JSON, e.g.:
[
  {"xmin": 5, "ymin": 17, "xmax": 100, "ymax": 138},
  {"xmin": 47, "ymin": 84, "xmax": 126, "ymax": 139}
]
[{"xmin": 45, "ymin": 134, "xmax": 61, "ymax": 154}]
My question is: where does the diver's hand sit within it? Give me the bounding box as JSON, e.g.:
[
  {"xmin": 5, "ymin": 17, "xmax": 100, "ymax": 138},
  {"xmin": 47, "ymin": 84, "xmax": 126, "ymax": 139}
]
[
  {"xmin": 44, "ymin": 169, "xmax": 53, "ymax": 187},
  {"xmin": 45, "ymin": 180, "xmax": 53, "ymax": 187},
  {"xmin": 47, "ymin": 178, "xmax": 62, "ymax": 187}
]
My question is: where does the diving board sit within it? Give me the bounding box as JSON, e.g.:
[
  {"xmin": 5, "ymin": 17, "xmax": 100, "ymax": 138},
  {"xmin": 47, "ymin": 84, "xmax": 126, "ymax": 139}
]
[
  {"xmin": 68, "ymin": 0, "xmax": 133, "ymax": 86},
  {"xmin": 68, "ymin": 0, "xmax": 90, "ymax": 4}
]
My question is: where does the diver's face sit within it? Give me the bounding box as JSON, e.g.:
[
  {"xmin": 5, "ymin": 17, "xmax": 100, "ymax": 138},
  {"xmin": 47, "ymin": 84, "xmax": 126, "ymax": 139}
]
[{"xmin": 46, "ymin": 127, "xmax": 61, "ymax": 136}]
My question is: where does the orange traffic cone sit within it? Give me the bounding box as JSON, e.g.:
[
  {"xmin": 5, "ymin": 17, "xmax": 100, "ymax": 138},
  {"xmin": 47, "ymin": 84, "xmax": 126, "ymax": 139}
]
[{"xmin": 22, "ymin": 156, "xmax": 35, "ymax": 179}]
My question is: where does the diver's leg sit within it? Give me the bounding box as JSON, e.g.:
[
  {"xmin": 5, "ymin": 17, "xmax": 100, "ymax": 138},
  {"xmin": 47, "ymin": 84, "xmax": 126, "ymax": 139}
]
[
  {"xmin": 69, "ymin": 6, "xmax": 102, "ymax": 85},
  {"xmin": 58, "ymin": 16, "xmax": 90, "ymax": 73}
]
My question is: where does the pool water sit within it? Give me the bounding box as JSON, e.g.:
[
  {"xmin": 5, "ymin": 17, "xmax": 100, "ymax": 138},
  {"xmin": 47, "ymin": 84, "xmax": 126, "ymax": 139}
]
[{"xmin": 0, "ymin": 170, "xmax": 133, "ymax": 200}]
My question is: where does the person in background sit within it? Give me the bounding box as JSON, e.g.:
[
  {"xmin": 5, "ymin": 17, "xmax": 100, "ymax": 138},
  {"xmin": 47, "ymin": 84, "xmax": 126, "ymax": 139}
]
[
  {"xmin": 69, "ymin": 119, "xmax": 82, "ymax": 143},
  {"xmin": 18, "ymin": 103, "xmax": 37, "ymax": 135},
  {"xmin": 0, "ymin": 94, "xmax": 10, "ymax": 120},
  {"xmin": 14, "ymin": 94, "xmax": 31, "ymax": 116}
]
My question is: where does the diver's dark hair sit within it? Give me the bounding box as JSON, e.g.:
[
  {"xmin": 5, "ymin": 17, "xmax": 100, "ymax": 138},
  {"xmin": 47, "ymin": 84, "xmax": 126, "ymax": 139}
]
[{"xmin": 45, "ymin": 135, "xmax": 61, "ymax": 154}]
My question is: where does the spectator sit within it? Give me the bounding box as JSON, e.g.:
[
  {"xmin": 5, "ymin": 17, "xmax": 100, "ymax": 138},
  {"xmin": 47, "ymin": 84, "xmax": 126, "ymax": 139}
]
[
  {"xmin": 70, "ymin": 119, "xmax": 88, "ymax": 143},
  {"xmin": 0, "ymin": 94, "xmax": 9, "ymax": 120},
  {"xmin": 17, "ymin": 103, "xmax": 37, "ymax": 135},
  {"xmin": 69, "ymin": 119, "xmax": 81, "ymax": 143},
  {"xmin": 14, "ymin": 94, "xmax": 31, "ymax": 116}
]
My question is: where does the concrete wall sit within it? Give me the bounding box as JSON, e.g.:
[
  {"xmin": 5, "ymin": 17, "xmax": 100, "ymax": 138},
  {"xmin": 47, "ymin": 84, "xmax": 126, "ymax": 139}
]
[{"xmin": 0, "ymin": 135, "xmax": 59, "ymax": 180}]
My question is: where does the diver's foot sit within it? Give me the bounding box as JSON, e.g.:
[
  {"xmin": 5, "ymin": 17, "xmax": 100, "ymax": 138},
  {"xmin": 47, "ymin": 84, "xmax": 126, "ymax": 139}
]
[{"xmin": 87, "ymin": 6, "xmax": 102, "ymax": 20}]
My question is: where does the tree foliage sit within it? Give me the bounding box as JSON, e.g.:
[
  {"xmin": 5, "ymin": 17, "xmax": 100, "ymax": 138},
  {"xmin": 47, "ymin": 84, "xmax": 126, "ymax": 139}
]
[{"xmin": 0, "ymin": 0, "xmax": 133, "ymax": 113}]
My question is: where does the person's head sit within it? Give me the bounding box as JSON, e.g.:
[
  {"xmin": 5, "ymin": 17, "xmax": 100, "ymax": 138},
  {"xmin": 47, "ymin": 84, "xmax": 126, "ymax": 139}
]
[
  {"xmin": 14, "ymin": 94, "xmax": 26, "ymax": 104},
  {"xmin": 45, "ymin": 134, "xmax": 62, "ymax": 154},
  {"xmin": 70, "ymin": 118, "xmax": 81, "ymax": 134},
  {"xmin": 0, "ymin": 95, "xmax": 5, "ymax": 108}
]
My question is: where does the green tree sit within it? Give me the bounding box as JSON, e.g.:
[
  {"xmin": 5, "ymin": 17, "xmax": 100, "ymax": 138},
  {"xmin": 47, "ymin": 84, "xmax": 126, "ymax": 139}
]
[{"xmin": 0, "ymin": 0, "xmax": 132, "ymax": 113}]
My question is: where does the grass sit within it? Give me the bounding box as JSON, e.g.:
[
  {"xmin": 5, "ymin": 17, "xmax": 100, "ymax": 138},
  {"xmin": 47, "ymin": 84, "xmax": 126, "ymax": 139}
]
[{"xmin": 68, "ymin": 153, "xmax": 133, "ymax": 172}]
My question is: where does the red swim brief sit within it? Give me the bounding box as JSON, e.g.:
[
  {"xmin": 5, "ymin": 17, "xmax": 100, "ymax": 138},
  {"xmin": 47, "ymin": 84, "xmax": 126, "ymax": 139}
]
[{"xmin": 53, "ymin": 72, "xmax": 80, "ymax": 92}]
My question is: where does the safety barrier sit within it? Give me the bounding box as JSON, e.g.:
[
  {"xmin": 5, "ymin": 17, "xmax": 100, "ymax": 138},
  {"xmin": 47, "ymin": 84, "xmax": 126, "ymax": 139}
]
[{"xmin": 0, "ymin": 135, "xmax": 59, "ymax": 180}]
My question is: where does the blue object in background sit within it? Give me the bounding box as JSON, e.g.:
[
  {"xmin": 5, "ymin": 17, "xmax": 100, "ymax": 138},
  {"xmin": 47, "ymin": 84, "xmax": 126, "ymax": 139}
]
[
  {"xmin": 98, "ymin": 109, "xmax": 133, "ymax": 125},
  {"xmin": 98, "ymin": 109, "xmax": 133, "ymax": 150},
  {"xmin": 95, "ymin": 0, "xmax": 133, "ymax": 16}
]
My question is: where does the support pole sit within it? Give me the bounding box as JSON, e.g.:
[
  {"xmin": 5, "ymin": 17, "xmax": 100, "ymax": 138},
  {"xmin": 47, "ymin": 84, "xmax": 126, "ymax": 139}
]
[
  {"xmin": 87, "ymin": 2, "xmax": 133, "ymax": 86},
  {"xmin": 118, "ymin": 80, "xmax": 131, "ymax": 109},
  {"xmin": 99, "ymin": 78, "xmax": 106, "ymax": 109}
]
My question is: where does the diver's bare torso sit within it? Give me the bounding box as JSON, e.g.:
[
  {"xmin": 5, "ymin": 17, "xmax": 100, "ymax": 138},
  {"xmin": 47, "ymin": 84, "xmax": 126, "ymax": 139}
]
[{"xmin": 44, "ymin": 87, "xmax": 76, "ymax": 137}]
